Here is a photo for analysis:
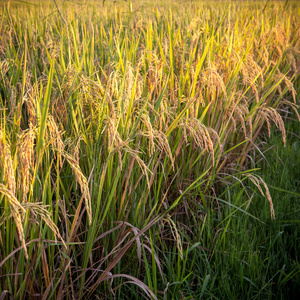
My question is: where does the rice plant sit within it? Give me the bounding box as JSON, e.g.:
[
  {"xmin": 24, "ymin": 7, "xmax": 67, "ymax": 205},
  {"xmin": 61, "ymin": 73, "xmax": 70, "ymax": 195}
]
[{"xmin": 0, "ymin": 0, "xmax": 299, "ymax": 298}]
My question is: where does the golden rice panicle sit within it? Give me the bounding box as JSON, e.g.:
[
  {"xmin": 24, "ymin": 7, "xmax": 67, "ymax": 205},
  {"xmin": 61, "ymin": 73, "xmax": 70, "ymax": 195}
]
[
  {"xmin": 153, "ymin": 130, "xmax": 175, "ymax": 170},
  {"xmin": 47, "ymin": 115, "xmax": 65, "ymax": 166},
  {"xmin": 107, "ymin": 69, "xmax": 122, "ymax": 100},
  {"xmin": 138, "ymin": 126, "xmax": 174, "ymax": 169},
  {"xmin": 0, "ymin": 184, "xmax": 28, "ymax": 259},
  {"xmin": 105, "ymin": 116, "xmax": 124, "ymax": 167},
  {"xmin": 125, "ymin": 64, "xmax": 135, "ymax": 101},
  {"xmin": 24, "ymin": 203, "xmax": 67, "ymax": 249},
  {"xmin": 0, "ymin": 60, "xmax": 10, "ymax": 78},
  {"xmin": 129, "ymin": 150, "xmax": 151, "ymax": 188},
  {"xmin": 138, "ymin": 50, "xmax": 164, "ymax": 98},
  {"xmin": 12, "ymin": 206, "xmax": 28, "ymax": 259},
  {"xmin": 52, "ymin": 96, "xmax": 67, "ymax": 126},
  {"xmin": 129, "ymin": 63, "xmax": 144, "ymax": 100},
  {"xmin": 281, "ymin": 100, "xmax": 300, "ymax": 122},
  {"xmin": 232, "ymin": 100, "xmax": 250, "ymax": 139},
  {"xmin": 104, "ymin": 116, "xmax": 152, "ymax": 187},
  {"xmin": 0, "ymin": 129, "xmax": 16, "ymax": 195},
  {"xmin": 245, "ymin": 174, "xmax": 275, "ymax": 220},
  {"xmin": 205, "ymin": 61, "xmax": 227, "ymax": 99},
  {"xmin": 25, "ymin": 85, "xmax": 38, "ymax": 126},
  {"xmin": 285, "ymin": 47, "xmax": 300, "ymax": 74},
  {"xmin": 24, "ymin": 95, "xmax": 37, "ymax": 126},
  {"xmin": 165, "ymin": 215, "xmax": 183, "ymax": 260},
  {"xmin": 283, "ymin": 76, "xmax": 297, "ymax": 104},
  {"xmin": 0, "ymin": 131, "xmax": 28, "ymax": 257},
  {"xmin": 260, "ymin": 178, "xmax": 275, "ymax": 220},
  {"xmin": 60, "ymin": 151, "xmax": 92, "ymax": 225},
  {"xmin": 244, "ymin": 55, "xmax": 263, "ymax": 103},
  {"xmin": 0, "ymin": 184, "xmax": 26, "ymax": 213},
  {"xmin": 140, "ymin": 114, "xmax": 155, "ymax": 155},
  {"xmin": 179, "ymin": 118, "xmax": 219, "ymax": 165},
  {"xmin": 275, "ymin": 70, "xmax": 297, "ymax": 104},
  {"xmin": 260, "ymin": 107, "xmax": 286, "ymax": 146},
  {"xmin": 18, "ymin": 126, "xmax": 35, "ymax": 203}
]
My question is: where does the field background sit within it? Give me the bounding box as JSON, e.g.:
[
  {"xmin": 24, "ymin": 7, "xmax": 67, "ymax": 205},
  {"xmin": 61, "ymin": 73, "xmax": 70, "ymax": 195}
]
[{"xmin": 0, "ymin": 0, "xmax": 299, "ymax": 299}]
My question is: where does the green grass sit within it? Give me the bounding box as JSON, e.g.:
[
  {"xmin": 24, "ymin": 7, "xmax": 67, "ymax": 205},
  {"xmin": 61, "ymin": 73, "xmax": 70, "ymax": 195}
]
[{"xmin": 158, "ymin": 122, "xmax": 300, "ymax": 299}]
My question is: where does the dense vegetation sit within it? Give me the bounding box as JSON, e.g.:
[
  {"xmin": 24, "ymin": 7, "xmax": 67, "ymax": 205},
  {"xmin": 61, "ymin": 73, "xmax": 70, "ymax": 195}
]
[{"xmin": 0, "ymin": 0, "xmax": 299, "ymax": 298}]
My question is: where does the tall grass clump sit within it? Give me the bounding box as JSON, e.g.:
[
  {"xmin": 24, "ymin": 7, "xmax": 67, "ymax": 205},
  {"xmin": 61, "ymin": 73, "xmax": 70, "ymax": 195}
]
[{"xmin": 0, "ymin": 0, "xmax": 299, "ymax": 298}]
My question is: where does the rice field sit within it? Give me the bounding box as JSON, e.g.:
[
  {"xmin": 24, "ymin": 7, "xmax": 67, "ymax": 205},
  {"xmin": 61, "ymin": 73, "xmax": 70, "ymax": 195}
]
[{"xmin": 0, "ymin": 0, "xmax": 299, "ymax": 299}]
